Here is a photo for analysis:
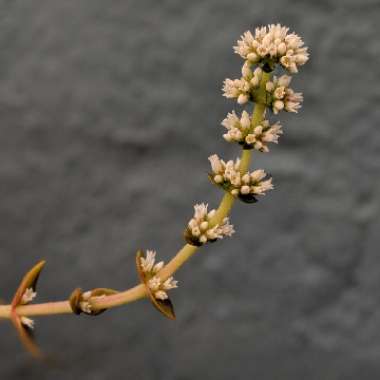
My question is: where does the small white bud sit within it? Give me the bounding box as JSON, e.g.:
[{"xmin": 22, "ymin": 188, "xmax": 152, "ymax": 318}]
[
  {"xmin": 153, "ymin": 261, "xmax": 164, "ymax": 273},
  {"xmin": 274, "ymin": 86, "xmax": 286, "ymax": 99},
  {"xmin": 223, "ymin": 133, "xmax": 233, "ymax": 142},
  {"xmin": 250, "ymin": 76, "xmax": 260, "ymax": 87},
  {"xmin": 240, "ymin": 111, "xmax": 251, "ymax": 129},
  {"xmin": 245, "ymin": 134, "xmax": 256, "ymax": 144},
  {"xmin": 278, "ymin": 75, "xmax": 292, "ymax": 87},
  {"xmin": 209, "ymin": 154, "xmax": 224, "ymax": 173},
  {"xmin": 207, "ymin": 209, "xmax": 216, "ymax": 219},
  {"xmin": 155, "ymin": 290, "xmax": 168, "ymax": 300},
  {"xmin": 237, "ymin": 94, "xmax": 249, "ymax": 104},
  {"xmin": 214, "ymin": 174, "xmax": 224, "ymax": 184},
  {"xmin": 247, "ymin": 52, "xmax": 259, "ymax": 62},
  {"xmin": 257, "ymin": 45, "xmax": 268, "ymax": 57},
  {"xmin": 200, "ymin": 221, "xmax": 209, "ymax": 231},
  {"xmin": 253, "ymin": 67, "xmax": 263, "ymax": 77},
  {"xmin": 273, "ymin": 100, "xmax": 284, "ymax": 113},
  {"xmin": 191, "ymin": 227, "xmax": 201, "ymax": 237},
  {"xmin": 21, "ymin": 316, "xmax": 35, "ymax": 330}
]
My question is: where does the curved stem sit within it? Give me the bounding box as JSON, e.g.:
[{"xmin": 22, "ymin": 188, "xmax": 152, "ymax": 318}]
[{"xmin": 0, "ymin": 72, "xmax": 271, "ymax": 320}]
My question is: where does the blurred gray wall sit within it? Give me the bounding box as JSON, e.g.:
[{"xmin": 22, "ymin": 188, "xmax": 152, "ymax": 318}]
[{"xmin": 1, "ymin": 0, "xmax": 380, "ymax": 379}]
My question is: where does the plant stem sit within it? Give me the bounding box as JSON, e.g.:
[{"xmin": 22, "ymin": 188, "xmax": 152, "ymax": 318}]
[{"xmin": 0, "ymin": 72, "xmax": 271, "ymax": 320}]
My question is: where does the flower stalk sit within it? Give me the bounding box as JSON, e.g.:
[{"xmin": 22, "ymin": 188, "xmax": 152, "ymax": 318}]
[
  {"xmin": 0, "ymin": 74, "xmax": 270, "ymax": 319},
  {"xmin": 0, "ymin": 24, "xmax": 309, "ymax": 357}
]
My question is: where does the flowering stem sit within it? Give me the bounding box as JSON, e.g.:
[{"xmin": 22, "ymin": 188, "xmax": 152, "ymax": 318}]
[{"xmin": 0, "ymin": 72, "xmax": 271, "ymax": 320}]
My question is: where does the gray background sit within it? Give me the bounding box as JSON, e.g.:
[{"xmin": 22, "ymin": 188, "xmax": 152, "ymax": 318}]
[{"xmin": 1, "ymin": 0, "xmax": 380, "ymax": 379}]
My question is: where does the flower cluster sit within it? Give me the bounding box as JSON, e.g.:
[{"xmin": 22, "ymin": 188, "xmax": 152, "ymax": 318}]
[
  {"xmin": 185, "ymin": 203, "xmax": 235, "ymax": 246},
  {"xmin": 140, "ymin": 250, "xmax": 178, "ymax": 301},
  {"xmin": 222, "ymin": 110, "xmax": 282, "ymax": 151},
  {"xmin": 266, "ymin": 75, "xmax": 303, "ymax": 114},
  {"xmin": 223, "ymin": 66, "xmax": 263, "ymax": 104},
  {"xmin": 209, "ymin": 154, "xmax": 273, "ymax": 202},
  {"xmin": 234, "ymin": 24, "xmax": 309, "ymax": 73}
]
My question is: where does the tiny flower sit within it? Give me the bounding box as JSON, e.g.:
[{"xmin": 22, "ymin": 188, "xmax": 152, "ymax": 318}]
[
  {"xmin": 21, "ymin": 288, "xmax": 37, "ymax": 305},
  {"xmin": 154, "ymin": 291, "xmax": 168, "ymax": 300},
  {"xmin": 237, "ymin": 94, "xmax": 249, "ymax": 104},
  {"xmin": 20, "ymin": 316, "xmax": 35, "ymax": 330},
  {"xmin": 273, "ymin": 100, "xmax": 285, "ymax": 114},
  {"xmin": 78, "ymin": 291, "xmax": 93, "ymax": 314},
  {"xmin": 266, "ymin": 75, "xmax": 303, "ymax": 114},
  {"xmin": 185, "ymin": 203, "xmax": 235, "ymax": 246},
  {"xmin": 208, "ymin": 155, "xmax": 273, "ymax": 203},
  {"xmin": 234, "ymin": 24, "xmax": 309, "ymax": 73},
  {"xmin": 140, "ymin": 250, "xmax": 164, "ymax": 274},
  {"xmin": 162, "ymin": 277, "xmax": 178, "ymax": 291},
  {"xmin": 148, "ymin": 276, "xmax": 162, "ymax": 292},
  {"xmin": 284, "ymin": 89, "xmax": 303, "ymax": 113}
]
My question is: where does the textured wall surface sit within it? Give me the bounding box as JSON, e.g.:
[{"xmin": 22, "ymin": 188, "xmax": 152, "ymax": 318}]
[{"xmin": 1, "ymin": 0, "xmax": 380, "ymax": 379}]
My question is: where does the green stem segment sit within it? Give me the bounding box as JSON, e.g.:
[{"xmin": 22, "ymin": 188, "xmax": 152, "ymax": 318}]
[{"xmin": 0, "ymin": 72, "xmax": 271, "ymax": 319}]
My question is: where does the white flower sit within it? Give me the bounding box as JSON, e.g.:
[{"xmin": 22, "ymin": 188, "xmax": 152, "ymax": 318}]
[
  {"xmin": 154, "ymin": 291, "xmax": 168, "ymax": 300},
  {"xmin": 234, "ymin": 24, "xmax": 309, "ymax": 73},
  {"xmin": 266, "ymin": 75, "xmax": 303, "ymax": 114},
  {"xmin": 208, "ymin": 154, "xmax": 224, "ymax": 174},
  {"xmin": 148, "ymin": 276, "xmax": 161, "ymax": 292},
  {"xmin": 193, "ymin": 203, "xmax": 209, "ymax": 222},
  {"xmin": 162, "ymin": 277, "xmax": 178, "ymax": 291},
  {"xmin": 207, "ymin": 218, "xmax": 235, "ymax": 239},
  {"xmin": 223, "ymin": 78, "xmax": 250, "ymax": 101},
  {"xmin": 140, "ymin": 250, "xmax": 164, "ymax": 275},
  {"xmin": 78, "ymin": 290, "xmax": 93, "ymax": 314},
  {"xmin": 79, "ymin": 301, "xmax": 92, "ymax": 314},
  {"xmin": 148, "ymin": 276, "xmax": 178, "ymax": 301},
  {"xmin": 250, "ymin": 169, "xmax": 267, "ymax": 182},
  {"xmin": 139, "ymin": 250, "xmax": 164, "ymax": 275},
  {"xmin": 21, "ymin": 316, "xmax": 35, "ymax": 330},
  {"xmin": 251, "ymin": 179, "xmax": 274, "ymax": 195},
  {"xmin": 284, "ymin": 89, "xmax": 303, "ymax": 113},
  {"xmin": 21, "ymin": 288, "xmax": 37, "ymax": 305},
  {"xmin": 240, "ymin": 110, "xmax": 251, "ymax": 129}
]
